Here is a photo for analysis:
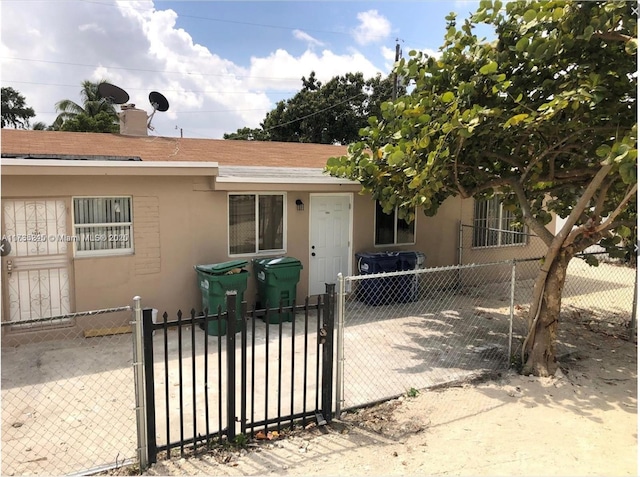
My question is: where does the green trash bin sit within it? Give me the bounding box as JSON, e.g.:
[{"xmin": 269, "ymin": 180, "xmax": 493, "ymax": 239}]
[
  {"xmin": 253, "ymin": 257, "xmax": 303, "ymax": 323},
  {"xmin": 195, "ymin": 259, "xmax": 249, "ymax": 336}
]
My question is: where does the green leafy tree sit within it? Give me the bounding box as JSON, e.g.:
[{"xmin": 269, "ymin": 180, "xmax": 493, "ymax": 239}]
[
  {"xmin": 59, "ymin": 110, "xmax": 119, "ymax": 133},
  {"xmin": 223, "ymin": 127, "xmax": 270, "ymax": 141},
  {"xmin": 1, "ymin": 87, "xmax": 35, "ymax": 129},
  {"xmin": 327, "ymin": 0, "xmax": 637, "ymax": 376},
  {"xmin": 53, "ymin": 80, "xmax": 118, "ymax": 132},
  {"xmin": 225, "ymin": 71, "xmax": 403, "ymax": 144}
]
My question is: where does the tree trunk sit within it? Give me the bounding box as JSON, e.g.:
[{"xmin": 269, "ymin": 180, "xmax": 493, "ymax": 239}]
[{"xmin": 522, "ymin": 251, "xmax": 572, "ymax": 376}]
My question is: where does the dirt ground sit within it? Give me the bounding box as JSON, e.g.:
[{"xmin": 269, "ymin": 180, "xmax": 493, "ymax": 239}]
[
  {"xmin": 143, "ymin": 312, "xmax": 637, "ymax": 477},
  {"xmin": 3, "ymin": 259, "xmax": 635, "ymax": 476}
]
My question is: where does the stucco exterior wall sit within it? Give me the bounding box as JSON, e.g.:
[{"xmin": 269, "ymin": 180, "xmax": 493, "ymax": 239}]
[
  {"xmin": 1, "ymin": 176, "xmax": 360, "ymax": 341},
  {"xmin": 1, "ymin": 171, "xmax": 554, "ymax": 344},
  {"xmin": 351, "ymin": 194, "xmax": 464, "ymax": 269}
]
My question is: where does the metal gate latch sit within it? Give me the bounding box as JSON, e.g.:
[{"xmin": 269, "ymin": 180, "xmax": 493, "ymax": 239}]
[{"xmin": 319, "ymin": 325, "xmax": 327, "ymax": 344}]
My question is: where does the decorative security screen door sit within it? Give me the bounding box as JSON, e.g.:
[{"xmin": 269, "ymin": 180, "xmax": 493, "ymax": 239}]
[
  {"xmin": 309, "ymin": 194, "xmax": 352, "ymax": 296},
  {"xmin": 2, "ymin": 200, "xmax": 72, "ymax": 323}
]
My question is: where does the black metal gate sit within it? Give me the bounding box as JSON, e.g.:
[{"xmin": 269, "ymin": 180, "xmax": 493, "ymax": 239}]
[{"xmin": 142, "ymin": 285, "xmax": 335, "ymax": 463}]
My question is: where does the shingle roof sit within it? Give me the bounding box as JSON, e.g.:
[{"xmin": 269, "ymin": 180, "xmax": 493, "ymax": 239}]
[{"xmin": 0, "ymin": 129, "xmax": 350, "ymax": 168}]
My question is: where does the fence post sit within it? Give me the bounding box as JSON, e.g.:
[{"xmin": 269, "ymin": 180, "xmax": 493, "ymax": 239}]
[
  {"xmin": 142, "ymin": 308, "xmax": 157, "ymax": 464},
  {"xmin": 321, "ymin": 283, "xmax": 335, "ymax": 424},
  {"xmin": 630, "ymin": 270, "xmax": 637, "ymax": 341},
  {"xmin": 226, "ymin": 291, "xmax": 237, "ymax": 442},
  {"xmin": 508, "ymin": 260, "xmax": 516, "ymax": 368},
  {"xmin": 457, "ymin": 220, "xmax": 463, "ymax": 266},
  {"xmin": 335, "ymin": 274, "xmax": 345, "ymax": 418},
  {"xmin": 132, "ymin": 296, "xmax": 148, "ymax": 470}
]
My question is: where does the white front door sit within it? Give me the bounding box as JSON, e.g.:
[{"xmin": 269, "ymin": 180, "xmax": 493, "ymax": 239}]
[
  {"xmin": 309, "ymin": 194, "xmax": 352, "ymax": 296},
  {"xmin": 2, "ymin": 199, "xmax": 72, "ymax": 324}
]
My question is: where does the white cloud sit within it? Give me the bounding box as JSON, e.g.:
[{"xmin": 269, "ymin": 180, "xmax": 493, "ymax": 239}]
[
  {"xmin": 292, "ymin": 30, "xmax": 325, "ymax": 47},
  {"xmin": 352, "ymin": 10, "xmax": 391, "ymax": 46},
  {"xmin": 0, "ymin": 1, "xmax": 386, "ymax": 139},
  {"xmin": 381, "ymin": 46, "xmax": 396, "ymax": 63},
  {"xmin": 248, "ymin": 49, "xmax": 381, "ymax": 91},
  {"xmin": 78, "ymin": 23, "xmax": 106, "ymax": 34}
]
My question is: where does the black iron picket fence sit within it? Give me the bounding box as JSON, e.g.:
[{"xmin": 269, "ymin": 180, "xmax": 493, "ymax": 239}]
[{"xmin": 141, "ymin": 286, "xmax": 335, "ymax": 463}]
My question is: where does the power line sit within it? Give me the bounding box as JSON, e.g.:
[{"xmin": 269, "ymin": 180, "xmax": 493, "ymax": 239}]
[
  {"xmin": 33, "ymin": 108, "xmax": 271, "ymax": 115},
  {"xmin": 2, "ymin": 80, "xmax": 298, "ymax": 96},
  {"xmin": 229, "ymin": 91, "xmax": 366, "ymax": 140},
  {"xmin": 264, "ymin": 92, "xmax": 364, "ymax": 132},
  {"xmin": 79, "ymin": 0, "xmax": 352, "ymax": 37},
  {"xmin": 0, "ymin": 57, "xmax": 307, "ymax": 81},
  {"xmin": 26, "ymin": 90, "xmax": 368, "ymax": 139}
]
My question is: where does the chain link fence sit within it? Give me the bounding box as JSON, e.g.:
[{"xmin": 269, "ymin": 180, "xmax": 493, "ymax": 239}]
[
  {"xmin": 336, "ymin": 244, "xmax": 636, "ymax": 412},
  {"xmin": 459, "ymin": 223, "xmax": 637, "ymax": 351},
  {"xmin": 336, "ymin": 261, "xmax": 516, "ymax": 413},
  {"xmin": 509, "ymin": 253, "xmax": 637, "ymax": 358},
  {"xmin": 1, "ymin": 307, "xmax": 138, "ymax": 475}
]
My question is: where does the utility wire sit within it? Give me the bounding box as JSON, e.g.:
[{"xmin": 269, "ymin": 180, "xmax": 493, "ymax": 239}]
[
  {"xmin": 1, "ymin": 57, "xmax": 307, "ymax": 81},
  {"xmin": 228, "ymin": 91, "xmax": 366, "ymax": 140},
  {"xmin": 79, "ymin": 0, "xmax": 352, "ymax": 37},
  {"xmin": 3, "ymin": 80, "xmax": 297, "ymax": 95},
  {"xmin": 25, "ymin": 90, "xmax": 369, "ymax": 140},
  {"xmin": 264, "ymin": 92, "xmax": 364, "ymax": 132}
]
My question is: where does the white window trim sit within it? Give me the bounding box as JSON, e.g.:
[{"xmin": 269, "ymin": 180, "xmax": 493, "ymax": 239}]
[
  {"xmin": 472, "ymin": 197, "xmax": 528, "ymax": 249},
  {"xmin": 72, "ymin": 196, "xmax": 134, "ymax": 258},
  {"xmin": 228, "ymin": 192, "xmax": 287, "ymax": 257},
  {"xmin": 374, "ymin": 202, "xmax": 417, "ymax": 247}
]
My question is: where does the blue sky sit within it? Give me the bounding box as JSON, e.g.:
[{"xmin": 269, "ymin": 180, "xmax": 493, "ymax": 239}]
[{"xmin": 1, "ymin": 0, "xmax": 484, "ymax": 139}]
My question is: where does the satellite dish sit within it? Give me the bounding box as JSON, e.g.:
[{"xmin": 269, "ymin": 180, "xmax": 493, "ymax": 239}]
[
  {"xmin": 149, "ymin": 92, "xmax": 169, "ymax": 112},
  {"xmin": 147, "ymin": 91, "xmax": 169, "ymax": 131},
  {"xmin": 98, "ymin": 82, "xmax": 130, "ymax": 105}
]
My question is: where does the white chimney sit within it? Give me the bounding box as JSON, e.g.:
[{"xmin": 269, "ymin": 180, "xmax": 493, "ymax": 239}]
[{"xmin": 118, "ymin": 105, "xmax": 148, "ymax": 136}]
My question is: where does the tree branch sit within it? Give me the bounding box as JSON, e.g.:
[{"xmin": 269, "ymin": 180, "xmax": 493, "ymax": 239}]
[
  {"xmin": 595, "ymin": 31, "xmax": 634, "ymax": 43},
  {"xmin": 464, "ymin": 177, "xmax": 513, "ymax": 198},
  {"xmin": 520, "ymin": 129, "xmax": 595, "ymax": 184},
  {"xmin": 484, "ymin": 152, "xmax": 523, "ymax": 169},
  {"xmin": 508, "ymin": 179, "xmax": 554, "ymax": 245},
  {"xmin": 523, "ymin": 164, "xmax": 613, "ymax": 360},
  {"xmin": 554, "ymin": 168, "xmax": 600, "ymax": 180},
  {"xmin": 594, "ymin": 183, "xmax": 638, "ymax": 233},
  {"xmin": 593, "ymin": 178, "xmax": 615, "ymax": 220},
  {"xmin": 453, "ymin": 135, "xmax": 468, "ymax": 197}
]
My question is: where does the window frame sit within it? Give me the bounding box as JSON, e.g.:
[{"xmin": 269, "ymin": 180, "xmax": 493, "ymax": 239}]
[
  {"xmin": 472, "ymin": 196, "xmax": 528, "ymax": 249},
  {"xmin": 373, "ymin": 201, "xmax": 416, "ymax": 247},
  {"xmin": 227, "ymin": 192, "xmax": 287, "ymax": 257},
  {"xmin": 72, "ymin": 196, "xmax": 134, "ymax": 257}
]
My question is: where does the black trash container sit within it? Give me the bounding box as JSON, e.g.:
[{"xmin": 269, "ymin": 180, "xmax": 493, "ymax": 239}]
[
  {"xmin": 397, "ymin": 251, "xmax": 419, "ymax": 303},
  {"xmin": 355, "ymin": 252, "xmax": 401, "ymax": 305}
]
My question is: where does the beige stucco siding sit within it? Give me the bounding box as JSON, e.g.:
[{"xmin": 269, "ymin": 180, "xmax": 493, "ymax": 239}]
[
  {"xmin": 1, "ymin": 170, "xmax": 553, "ymax": 344},
  {"xmin": 350, "ymin": 194, "xmax": 465, "ymax": 269},
  {"xmin": 1, "ymin": 175, "xmax": 223, "ymax": 321},
  {"xmin": 1, "ymin": 176, "xmax": 368, "ymax": 329}
]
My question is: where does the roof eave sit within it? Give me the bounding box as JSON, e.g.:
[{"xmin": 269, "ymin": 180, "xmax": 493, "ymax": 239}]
[{"xmin": 0, "ymin": 159, "xmax": 219, "ymax": 176}]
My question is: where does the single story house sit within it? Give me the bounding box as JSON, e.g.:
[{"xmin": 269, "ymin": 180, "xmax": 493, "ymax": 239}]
[{"xmin": 1, "ymin": 121, "xmax": 552, "ymax": 343}]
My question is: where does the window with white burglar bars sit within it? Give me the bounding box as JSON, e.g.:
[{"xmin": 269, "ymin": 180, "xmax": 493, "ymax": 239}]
[
  {"xmin": 473, "ymin": 196, "xmax": 527, "ymax": 248},
  {"xmin": 73, "ymin": 197, "xmax": 133, "ymax": 256}
]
